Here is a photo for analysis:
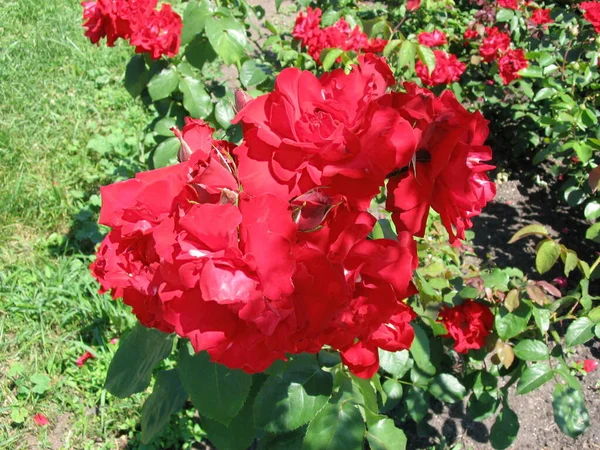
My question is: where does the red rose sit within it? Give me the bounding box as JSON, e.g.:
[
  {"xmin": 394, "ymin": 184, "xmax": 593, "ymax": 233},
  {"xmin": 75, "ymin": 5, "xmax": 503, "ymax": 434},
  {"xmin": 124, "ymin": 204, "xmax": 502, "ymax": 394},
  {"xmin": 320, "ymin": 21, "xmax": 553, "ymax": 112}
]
[
  {"xmin": 581, "ymin": 2, "xmax": 600, "ymax": 33},
  {"xmin": 407, "ymin": 0, "xmax": 421, "ymax": 11},
  {"xmin": 580, "ymin": 359, "xmax": 599, "ymax": 373},
  {"xmin": 233, "ymin": 55, "xmax": 416, "ymax": 210},
  {"xmin": 438, "ymin": 300, "xmax": 494, "ymax": 354},
  {"xmin": 530, "ymin": 8, "xmax": 554, "ymax": 26},
  {"xmin": 415, "ymin": 50, "xmax": 466, "ymax": 86},
  {"xmin": 130, "ymin": 3, "xmax": 182, "ymax": 59},
  {"xmin": 479, "ymin": 27, "xmax": 511, "ymax": 62},
  {"xmin": 497, "ymin": 0, "xmax": 519, "ymax": 9},
  {"xmin": 418, "ymin": 30, "xmax": 447, "ymax": 47},
  {"xmin": 386, "ymin": 83, "xmax": 496, "ymax": 244},
  {"xmin": 463, "ymin": 29, "xmax": 479, "ymax": 40},
  {"xmin": 498, "ymin": 49, "xmax": 528, "ymax": 84}
]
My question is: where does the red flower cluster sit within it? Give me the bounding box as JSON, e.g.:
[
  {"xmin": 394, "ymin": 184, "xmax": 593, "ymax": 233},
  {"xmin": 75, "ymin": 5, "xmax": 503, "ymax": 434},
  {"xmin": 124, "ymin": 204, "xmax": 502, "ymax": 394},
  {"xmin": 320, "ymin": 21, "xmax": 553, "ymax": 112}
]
[
  {"xmin": 92, "ymin": 56, "xmax": 495, "ymax": 377},
  {"xmin": 581, "ymin": 2, "xmax": 600, "ymax": 33},
  {"xmin": 438, "ymin": 300, "xmax": 494, "ymax": 354},
  {"xmin": 81, "ymin": 0, "xmax": 181, "ymax": 59},
  {"xmin": 418, "ymin": 30, "xmax": 447, "ymax": 47},
  {"xmin": 293, "ymin": 8, "xmax": 387, "ymax": 63},
  {"xmin": 580, "ymin": 359, "xmax": 599, "ymax": 373},
  {"xmin": 530, "ymin": 8, "xmax": 554, "ymax": 27},
  {"xmin": 416, "ymin": 50, "xmax": 466, "ymax": 86},
  {"xmin": 479, "ymin": 27, "xmax": 528, "ymax": 84}
]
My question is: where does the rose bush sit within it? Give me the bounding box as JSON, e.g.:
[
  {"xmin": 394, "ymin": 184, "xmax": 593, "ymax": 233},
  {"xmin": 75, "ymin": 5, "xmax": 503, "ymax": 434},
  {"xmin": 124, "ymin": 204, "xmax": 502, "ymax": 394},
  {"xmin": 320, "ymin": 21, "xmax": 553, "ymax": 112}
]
[{"xmin": 81, "ymin": 1, "xmax": 600, "ymax": 449}]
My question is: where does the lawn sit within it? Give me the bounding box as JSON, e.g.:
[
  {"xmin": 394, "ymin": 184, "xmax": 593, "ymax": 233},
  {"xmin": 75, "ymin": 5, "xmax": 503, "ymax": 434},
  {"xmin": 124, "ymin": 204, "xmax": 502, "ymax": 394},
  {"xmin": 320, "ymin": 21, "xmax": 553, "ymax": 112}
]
[{"xmin": 0, "ymin": 0, "xmax": 194, "ymax": 448}]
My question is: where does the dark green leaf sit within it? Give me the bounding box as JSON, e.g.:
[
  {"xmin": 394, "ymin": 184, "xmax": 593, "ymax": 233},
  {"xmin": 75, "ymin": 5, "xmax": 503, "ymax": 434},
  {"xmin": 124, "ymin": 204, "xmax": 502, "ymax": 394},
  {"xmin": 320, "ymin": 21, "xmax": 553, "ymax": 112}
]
[
  {"xmin": 178, "ymin": 345, "xmax": 252, "ymax": 425},
  {"xmin": 513, "ymin": 340, "xmax": 549, "ymax": 361},
  {"xmin": 185, "ymin": 37, "xmax": 218, "ymax": 70},
  {"xmin": 301, "ymin": 390, "xmax": 365, "ymax": 450},
  {"xmin": 259, "ymin": 427, "xmax": 306, "ymax": 450},
  {"xmin": 490, "ymin": 405, "xmax": 519, "ymax": 450},
  {"xmin": 254, "ymin": 361, "xmax": 333, "ymax": 433},
  {"xmin": 553, "ymin": 385, "xmax": 590, "ymax": 438},
  {"xmin": 380, "ymin": 379, "xmax": 403, "ymax": 413},
  {"xmin": 154, "ymin": 116, "xmax": 177, "ymax": 137},
  {"xmin": 409, "ymin": 323, "xmax": 436, "ymax": 376},
  {"xmin": 124, "ymin": 55, "xmax": 149, "ymax": 98},
  {"xmin": 105, "ymin": 323, "xmax": 174, "ymax": 398},
  {"xmin": 467, "ymin": 391, "xmax": 500, "ymax": 421},
  {"xmin": 179, "ymin": 77, "xmax": 213, "ymax": 119},
  {"xmin": 405, "ymin": 387, "xmax": 429, "ymax": 423},
  {"xmin": 516, "ymin": 363, "xmax": 554, "ymax": 395},
  {"xmin": 152, "ymin": 137, "xmax": 180, "ymax": 169},
  {"xmin": 366, "ymin": 418, "xmax": 407, "ymax": 450},
  {"xmin": 428, "ymin": 373, "xmax": 466, "ymax": 403},
  {"xmin": 565, "ymin": 317, "xmax": 595, "ymax": 348},
  {"xmin": 147, "ymin": 68, "xmax": 180, "ymax": 101},
  {"xmin": 205, "ymin": 16, "xmax": 248, "ymax": 65},
  {"xmin": 533, "ymin": 87, "xmax": 557, "ymax": 102},
  {"xmin": 141, "ymin": 369, "xmax": 187, "ymax": 444}
]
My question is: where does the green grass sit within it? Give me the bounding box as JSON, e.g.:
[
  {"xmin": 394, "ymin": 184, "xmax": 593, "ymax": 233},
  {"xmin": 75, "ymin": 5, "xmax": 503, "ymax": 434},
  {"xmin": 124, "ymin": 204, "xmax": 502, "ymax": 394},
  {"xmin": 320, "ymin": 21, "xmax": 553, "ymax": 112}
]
[{"xmin": 0, "ymin": 0, "xmax": 199, "ymax": 448}]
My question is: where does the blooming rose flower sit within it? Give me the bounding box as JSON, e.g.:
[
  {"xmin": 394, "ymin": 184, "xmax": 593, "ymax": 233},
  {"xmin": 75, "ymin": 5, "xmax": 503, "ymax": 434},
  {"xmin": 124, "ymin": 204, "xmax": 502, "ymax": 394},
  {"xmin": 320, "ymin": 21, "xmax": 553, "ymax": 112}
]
[
  {"xmin": 418, "ymin": 30, "xmax": 447, "ymax": 47},
  {"xmin": 233, "ymin": 55, "xmax": 417, "ymax": 210},
  {"xmin": 415, "ymin": 50, "xmax": 466, "ymax": 86},
  {"xmin": 463, "ymin": 29, "xmax": 480, "ymax": 41},
  {"xmin": 498, "ymin": 49, "xmax": 528, "ymax": 84},
  {"xmin": 81, "ymin": 0, "xmax": 157, "ymax": 46},
  {"xmin": 386, "ymin": 83, "xmax": 496, "ymax": 244},
  {"xmin": 580, "ymin": 359, "xmax": 599, "ymax": 373},
  {"xmin": 438, "ymin": 300, "xmax": 494, "ymax": 354},
  {"xmin": 497, "ymin": 0, "xmax": 519, "ymax": 9},
  {"xmin": 34, "ymin": 414, "xmax": 49, "ymax": 426},
  {"xmin": 479, "ymin": 27, "xmax": 511, "ymax": 62},
  {"xmin": 130, "ymin": 3, "xmax": 182, "ymax": 59},
  {"xmin": 581, "ymin": 1, "xmax": 600, "ymax": 32},
  {"xmin": 530, "ymin": 8, "xmax": 554, "ymax": 26}
]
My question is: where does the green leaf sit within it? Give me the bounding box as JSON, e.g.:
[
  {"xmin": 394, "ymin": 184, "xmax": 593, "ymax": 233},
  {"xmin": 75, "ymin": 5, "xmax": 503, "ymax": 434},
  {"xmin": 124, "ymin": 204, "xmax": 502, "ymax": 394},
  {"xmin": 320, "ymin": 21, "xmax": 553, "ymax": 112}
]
[
  {"xmin": 215, "ymin": 97, "xmax": 235, "ymax": 130},
  {"xmin": 517, "ymin": 363, "xmax": 554, "ymax": 395},
  {"xmin": 564, "ymin": 250, "xmax": 579, "ymax": 277},
  {"xmin": 124, "ymin": 55, "xmax": 149, "ymax": 98},
  {"xmin": 585, "ymin": 223, "xmax": 600, "ymax": 243},
  {"xmin": 417, "ymin": 45, "xmax": 436, "ymax": 74},
  {"xmin": 378, "ymin": 349, "xmax": 413, "ymax": 378},
  {"xmin": 496, "ymin": 9, "xmax": 514, "ymax": 22},
  {"xmin": 275, "ymin": 0, "xmax": 283, "ymax": 12},
  {"xmin": 535, "ymin": 239, "xmax": 561, "ymax": 274},
  {"xmin": 513, "ymin": 339, "xmax": 550, "ymax": 361},
  {"xmin": 405, "ymin": 387, "xmax": 429, "ymax": 423},
  {"xmin": 147, "ymin": 67, "xmax": 180, "ymax": 101},
  {"xmin": 533, "ymin": 87, "xmax": 557, "ymax": 102},
  {"xmin": 409, "ymin": 323, "xmax": 436, "ymax": 376},
  {"xmin": 259, "ymin": 428, "xmax": 306, "ymax": 450},
  {"xmin": 30, "ymin": 373, "xmax": 51, "ymax": 395},
  {"xmin": 239, "ymin": 60, "xmax": 269, "ymax": 88},
  {"xmin": 428, "ymin": 373, "xmax": 466, "ymax": 403},
  {"xmin": 152, "ymin": 137, "xmax": 180, "ymax": 168},
  {"xmin": 141, "ymin": 369, "xmax": 187, "ymax": 444},
  {"xmin": 398, "ymin": 41, "xmax": 416, "ymax": 68},
  {"xmin": 495, "ymin": 303, "xmax": 531, "ymax": 341},
  {"xmin": 532, "ymin": 305, "xmax": 551, "ymax": 334},
  {"xmin": 519, "ymin": 66, "xmax": 543, "ymax": 78},
  {"xmin": 490, "ymin": 405, "xmax": 519, "ymax": 450},
  {"xmin": 508, "ymin": 224, "xmax": 549, "ymax": 243},
  {"xmin": 321, "ymin": 49, "xmax": 344, "ymax": 71},
  {"xmin": 185, "ymin": 37, "xmax": 218, "ymax": 70},
  {"xmin": 178, "ymin": 345, "xmax": 252, "ymax": 425},
  {"xmin": 181, "ymin": 0, "xmax": 213, "ymax": 45},
  {"xmin": 584, "ymin": 201, "xmax": 600, "ymax": 221},
  {"xmin": 467, "ymin": 391, "xmax": 500, "ymax": 421},
  {"xmin": 366, "ymin": 418, "xmax": 407, "ymax": 450},
  {"xmin": 565, "ymin": 317, "xmax": 595, "ymax": 348},
  {"xmin": 179, "ymin": 77, "xmax": 212, "ymax": 119},
  {"xmin": 552, "ymin": 385, "xmax": 590, "ymax": 438},
  {"xmin": 301, "ymin": 390, "xmax": 365, "ymax": 450},
  {"xmin": 254, "ymin": 360, "xmax": 333, "ymax": 433},
  {"xmin": 154, "ymin": 116, "xmax": 177, "ymax": 137},
  {"xmin": 105, "ymin": 323, "xmax": 174, "ymax": 398},
  {"xmin": 201, "ymin": 377, "xmax": 260, "ymax": 450},
  {"xmin": 383, "ymin": 39, "xmax": 401, "ymax": 58},
  {"xmin": 380, "ymin": 379, "xmax": 403, "ymax": 413},
  {"xmin": 205, "ymin": 16, "xmax": 248, "ymax": 65}
]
